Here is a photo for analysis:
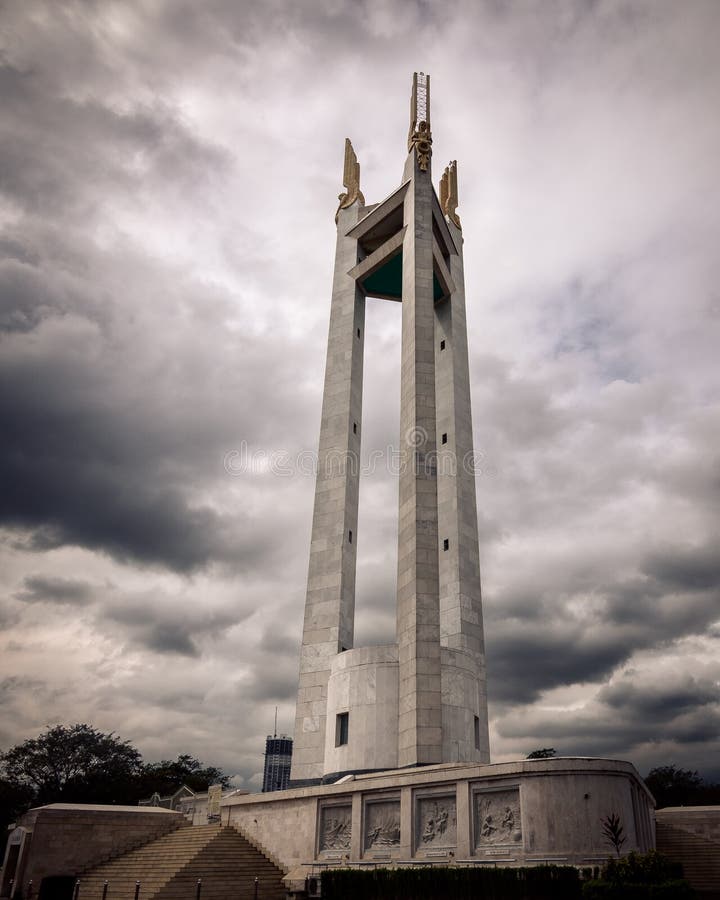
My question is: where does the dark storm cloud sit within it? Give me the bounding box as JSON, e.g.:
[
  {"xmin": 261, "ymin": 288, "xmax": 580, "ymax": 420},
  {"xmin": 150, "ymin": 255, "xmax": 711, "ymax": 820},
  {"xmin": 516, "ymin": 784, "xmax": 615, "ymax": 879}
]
[
  {"xmin": 0, "ymin": 50, "xmax": 254, "ymax": 572},
  {"xmin": 1, "ymin": 0, "xmax": 719, "ymax": 785},
  {"xmin": 15, "ymin": 575, "xmax": 94, "ymax": 606},
  {"xmin": 0, "ymin": 62, "xmax": 230, "ymax": 220},
  {"xmin": 99, "ymin": 591, "xmax": 251, "ymax": 656},
  {"xmin": 0, "ymin": 225, "xmax": 314, "ymax": 572},
  {"xmin": 486, "ymin": 625, "xmax": 628, "ymax": 705},
  {"xmin": 599, "ymin": 675, "xmax": 718, "ymax": 720},
  {"xmin": 498, "ymin": 671, "xmax": 720, "ymax": 763},
  {"xmin": 502, "ymin": 710, "xmax": 720, "ymax": 760},
  {"xmin": 0, "ymin": 260, "xmax": 51, "ymax": 333},
  {"xmin": 642, "ymin": 542, "xmax": 720, "ymax": 592},
  {"xmin": 485, "ymin": 547, "xmax": 720, "ymax": 707},
  {"xmin": 0, "ymin": 415, "xmax": 251, "ymax": 573},
  {"xmin": 0, "ymin": 10, "xmax": 321, "ymax": 570}
]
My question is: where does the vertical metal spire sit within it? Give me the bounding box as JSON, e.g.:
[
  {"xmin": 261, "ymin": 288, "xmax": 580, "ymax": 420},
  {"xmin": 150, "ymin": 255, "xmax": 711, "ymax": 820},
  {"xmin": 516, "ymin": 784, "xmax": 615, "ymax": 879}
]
[{"xmin": 408, "ymin": 72, "xmax": 432, "ymax": 171}]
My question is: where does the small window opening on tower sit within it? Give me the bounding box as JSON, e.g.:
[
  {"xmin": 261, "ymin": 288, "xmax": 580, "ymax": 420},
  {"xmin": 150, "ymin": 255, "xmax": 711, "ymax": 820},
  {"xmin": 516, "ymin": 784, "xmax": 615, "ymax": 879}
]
[
  {"xmin": 441, "ymin": 433, "xmax": 448, "ymax": 445},
  {"xmin": 353, "ymin": 422, "xmax": 357, "ymax": 434},
  {"xmin": 349, "ymin": 530, "xmax": 353, "ymax": 543},
  {"xmin": 440, "ymin": 339, "xmax": 446, "ymax": 350},
  {"xmin": 443, "ymin": 538, "xmax": 449, "ymax": 551},
  {"xmin": 336, "ymin": 712, "xmax": 349, "ymax": 746},
  {"xmin": 357, "ymin": 328, "xmax": 361, "ymax": 338},
  {"xmin": 474, "ymin": 716, "xmax": 481, "ymax": 750}
]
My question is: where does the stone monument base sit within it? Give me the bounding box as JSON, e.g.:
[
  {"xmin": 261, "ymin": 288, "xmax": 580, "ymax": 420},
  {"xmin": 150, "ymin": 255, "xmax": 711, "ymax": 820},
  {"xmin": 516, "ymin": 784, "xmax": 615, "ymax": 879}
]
[{"xmin": 220, "ymin": 757, "xmax": 655, "ymax": 891}]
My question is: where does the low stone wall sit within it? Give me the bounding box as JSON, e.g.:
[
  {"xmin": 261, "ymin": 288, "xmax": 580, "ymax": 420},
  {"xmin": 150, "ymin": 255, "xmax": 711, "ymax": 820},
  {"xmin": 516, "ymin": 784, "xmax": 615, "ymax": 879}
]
[
  {"xmin": 223, "ymin": 757, "xmax": 655, "ymax": 876},
  {"xmin": 3, "ymin": 804, "xmax": 184, "ymax": 896}
]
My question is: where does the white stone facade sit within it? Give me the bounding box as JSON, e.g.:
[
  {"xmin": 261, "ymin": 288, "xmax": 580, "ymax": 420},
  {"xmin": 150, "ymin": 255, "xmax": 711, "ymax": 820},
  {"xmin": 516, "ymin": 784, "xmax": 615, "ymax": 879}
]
[
  {"xmin": 223, "ymin": 758, "xmax": 655, "ymax": 878},
  {"xmin": 291, "ymin": 73, "xmax": 489, "ymax": 783}
]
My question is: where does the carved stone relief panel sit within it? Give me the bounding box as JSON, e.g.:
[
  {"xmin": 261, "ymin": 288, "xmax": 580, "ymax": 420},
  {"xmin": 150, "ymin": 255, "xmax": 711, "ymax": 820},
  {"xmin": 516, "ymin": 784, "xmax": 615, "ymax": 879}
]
[
  {"xmin": 416, "ymin": 794, "xmax": 457, "ymax": 850},
  {"xmin": 318, "ymin": 803, "xmax": 352, "ymax": 852},
  {"xmin": 474, "ymin": 789, "xmax": 522, "ymax": 849},
  {"xmin": 364, "ymin": 799, "xmax": 401, "ymax": 850}
]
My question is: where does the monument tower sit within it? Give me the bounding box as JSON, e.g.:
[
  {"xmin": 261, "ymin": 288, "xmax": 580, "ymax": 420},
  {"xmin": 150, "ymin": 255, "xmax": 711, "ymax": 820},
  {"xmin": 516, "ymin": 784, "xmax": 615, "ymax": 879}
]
[
  {"xmin": 291, "ymin": 74, "xmax": 490, "ymax": 784},
  {"xmin": 0, "ymin": 76, "xmax": 657, "ymax": 889}
]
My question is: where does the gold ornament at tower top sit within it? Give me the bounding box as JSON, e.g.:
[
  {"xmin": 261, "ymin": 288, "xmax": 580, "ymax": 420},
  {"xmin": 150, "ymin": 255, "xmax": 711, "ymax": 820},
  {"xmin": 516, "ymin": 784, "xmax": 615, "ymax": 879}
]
[
  {"xmin": 335, "ymin": 138, "xmax": 365, "ymax": 222},
  {"xmin": 440, "ymin": 160, "xmax": 461, "ymax": 229}
]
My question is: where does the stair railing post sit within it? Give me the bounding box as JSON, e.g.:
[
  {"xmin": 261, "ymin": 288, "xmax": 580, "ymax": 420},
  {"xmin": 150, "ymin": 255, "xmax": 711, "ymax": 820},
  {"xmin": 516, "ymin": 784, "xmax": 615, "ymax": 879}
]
[
  {"xmin": 253, "ymin": 876, "xmax": 258, "ymax": 900},
  {"xmin": 73, "ymin": 879, "xmax": 80, "ymax": 900},
  {"xmin": 134, "ymin": 880, "xmax": 140, "ymax": 900},
  {"xmin": 26, "ymin": 879, "xmax": 33, "ymax": 900},
  {"xmin": 195, "ymin": 878, "xmax": 201, "ymax": 900},
  {"xmin": 102, "ymin": 880, "xmax": 108, "ymax": 900}
]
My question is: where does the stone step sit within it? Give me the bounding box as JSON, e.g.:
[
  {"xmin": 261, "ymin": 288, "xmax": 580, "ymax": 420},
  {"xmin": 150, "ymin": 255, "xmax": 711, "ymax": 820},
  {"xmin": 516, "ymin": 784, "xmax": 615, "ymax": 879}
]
[
  {"xmin": 656, "ymin": 823, "xmax": 720, "ymax": 892},
  {"xmin": 79, "ymin": 825, "xmax": 286, "ymax": 900}
]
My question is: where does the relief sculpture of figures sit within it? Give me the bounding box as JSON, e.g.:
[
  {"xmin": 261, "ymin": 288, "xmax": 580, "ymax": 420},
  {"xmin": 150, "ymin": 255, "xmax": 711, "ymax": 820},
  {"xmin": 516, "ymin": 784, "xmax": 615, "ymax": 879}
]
[
  {"xmin": 321, "ymin": 808, "xmax": 352, "ymax": 851},
  {"xmin": 418, "ymin": 797, "xmax": 456, "ymax": 847},
  {"xmin": 476, "ymin": 792, "xmax": 522, "ymax": 846},
  {"xmin": 366, "ymin": 819, "xmax": 401, "ymax": 847},
  {"xmin": 335, "ymin": 138, "xmax": 365, "ymax": 222},
  {"xmin": 365, "ymin": 800, "xmax": 401, "ymax": 848}
]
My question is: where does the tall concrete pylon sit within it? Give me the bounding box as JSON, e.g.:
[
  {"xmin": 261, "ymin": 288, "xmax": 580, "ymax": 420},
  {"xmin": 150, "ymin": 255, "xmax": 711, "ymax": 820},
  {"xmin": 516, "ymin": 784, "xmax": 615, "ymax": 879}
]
[{"xmin": 291, "ymin": 74, "xmax": 489, "ymax": 785}]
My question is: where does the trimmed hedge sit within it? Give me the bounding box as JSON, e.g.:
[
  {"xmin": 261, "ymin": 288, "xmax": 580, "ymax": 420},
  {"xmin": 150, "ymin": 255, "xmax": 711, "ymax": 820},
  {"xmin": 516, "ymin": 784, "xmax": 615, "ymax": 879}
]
[
  {"xmin": 582, "ymin": 880, "xmax": 695, "ymax": 899},
  {"xmin": 320, "ymin": 865, "xmax": 582, "ymax": 900}
]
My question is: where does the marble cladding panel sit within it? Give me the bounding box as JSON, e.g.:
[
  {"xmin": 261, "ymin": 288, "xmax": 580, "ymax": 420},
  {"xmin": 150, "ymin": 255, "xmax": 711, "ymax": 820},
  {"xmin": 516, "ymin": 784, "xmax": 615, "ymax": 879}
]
[
  {"xmin": 415, "ymin": 793, "xmax": 457, "ymax": 852},
  {"xmin": 474, "ymin": 788, "xmax": 522, "ymax": 850},
  {"xmin": 318, "ymin": 802, "xmax": 352, "ymax": 854},
  {"xmin": 364, "ymin": 799, "xmax": 401, "ymax": 851}
]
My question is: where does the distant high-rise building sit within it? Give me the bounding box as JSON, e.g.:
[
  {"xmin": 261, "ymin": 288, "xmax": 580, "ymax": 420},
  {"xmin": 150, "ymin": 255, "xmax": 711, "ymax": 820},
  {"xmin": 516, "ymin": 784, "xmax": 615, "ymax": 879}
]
[{"xmin": 262, "ymin": 735, "xmax": 293, "ymax": 792}]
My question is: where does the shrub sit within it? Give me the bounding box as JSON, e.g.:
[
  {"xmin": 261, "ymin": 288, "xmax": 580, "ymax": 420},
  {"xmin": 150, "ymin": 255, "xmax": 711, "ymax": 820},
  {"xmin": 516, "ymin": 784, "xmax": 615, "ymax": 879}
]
[
  {"xmin": 581, "ymin": 851, "xmax": 694, "ymax": 899},
  {"xmin": 321, "ymin": 865, "xmax": 582, "ymax": 900},
  {"xmin": 582, "ymin": 880, "xmax": 694, "ymax": 899}
]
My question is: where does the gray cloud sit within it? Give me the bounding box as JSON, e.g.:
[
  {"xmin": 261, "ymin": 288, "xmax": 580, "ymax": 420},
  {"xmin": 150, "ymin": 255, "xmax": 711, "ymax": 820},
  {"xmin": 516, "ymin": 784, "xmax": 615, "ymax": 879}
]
[
  {"xmin": 15, "ymin": 575, "xmax": 94, "ymax": 606},
  {"xmin": 0, "ymin": 0, "xmax": 719, "ymax": 787},
  {"xmin": 599, "ymin": 675, "xmax": 719, "ymax": 720},
  {"xmin": 495, "ymin": 665, "xmax": 720, "ymax": 779},
  {"xmin": 642, "ymin": 542, "xmax": 720, "ymax": 592}
]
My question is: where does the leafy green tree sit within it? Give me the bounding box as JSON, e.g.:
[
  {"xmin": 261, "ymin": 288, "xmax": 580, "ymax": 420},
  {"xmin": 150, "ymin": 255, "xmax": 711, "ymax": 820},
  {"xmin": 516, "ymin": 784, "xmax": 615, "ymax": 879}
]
[
  {"xmin": 135, "ymin": 754, "xmax": 230, "ymax": 801},
  {"xmin": 643, "ymin": 765, "xmax": 703, "ymax": 808},
  {"xmin": 0, "ymin": 724, "xmax": 143, "ymax": 807},
  {"xmin": 0, "ymin": 724, "xmax": 230, "ymax": 827},
  {"xmin": 526, "ymin": 748, "xmax": 557, "ymax": 759}
]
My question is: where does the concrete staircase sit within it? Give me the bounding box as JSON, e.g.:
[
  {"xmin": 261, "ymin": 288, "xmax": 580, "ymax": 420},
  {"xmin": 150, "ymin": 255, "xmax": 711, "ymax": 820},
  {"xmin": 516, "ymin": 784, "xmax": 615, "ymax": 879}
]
[
  {"xmin": 77, "ymin": 824, "xmax": 286, "ymax": 900},
  {"xmin": 656, "ymin": 821, "xmax": 720, "ymax": 896}
]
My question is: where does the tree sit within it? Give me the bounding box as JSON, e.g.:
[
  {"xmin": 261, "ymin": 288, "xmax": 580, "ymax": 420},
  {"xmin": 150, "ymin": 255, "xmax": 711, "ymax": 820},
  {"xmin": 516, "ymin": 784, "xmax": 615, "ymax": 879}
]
[
  {"xmin": 526, "ymin": 748, "xmax": 557, "ymax": 759},
  {"xmin": 0, "ymin": 724, "xmax": 230, "ymax": 817},
  {"xmin": 135, "ymin": 754, "xmax": 230, "ymax": 801},
  {"xmin": 0, "ymin": 723, "xmax": 142, "ymax": 807},
  {"xmin": 643, "ymin": 765, "xmax": 703, "ymax": 808}
]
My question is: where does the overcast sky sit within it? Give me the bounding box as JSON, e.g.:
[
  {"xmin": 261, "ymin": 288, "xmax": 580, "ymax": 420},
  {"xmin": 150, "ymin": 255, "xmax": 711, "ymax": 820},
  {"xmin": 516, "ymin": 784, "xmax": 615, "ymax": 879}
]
[{"xmin": 1, "ymin": 0, "xmax": 719, "ymax": 790}]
